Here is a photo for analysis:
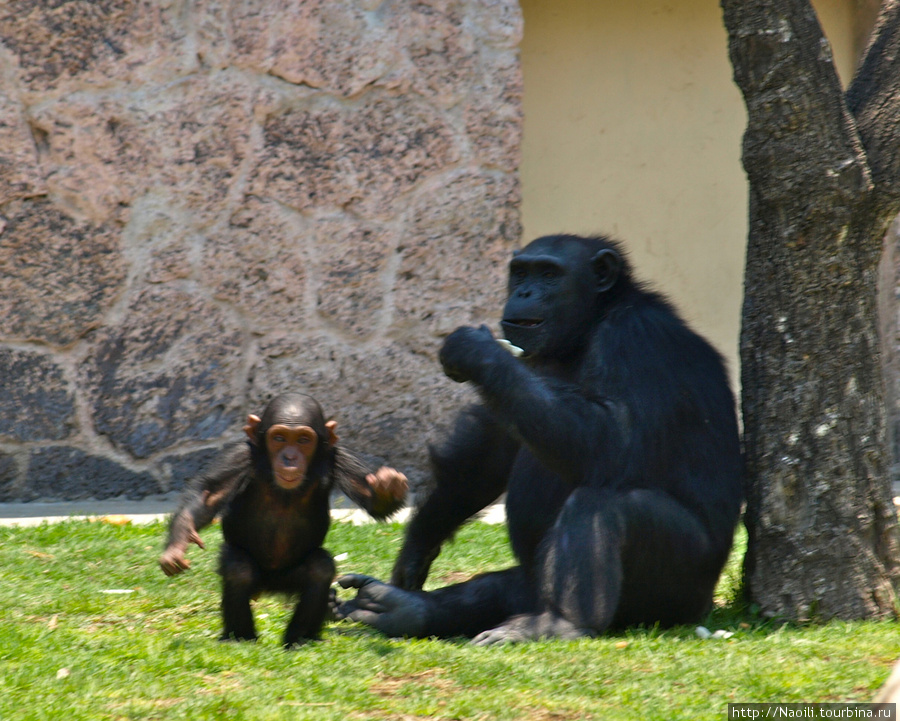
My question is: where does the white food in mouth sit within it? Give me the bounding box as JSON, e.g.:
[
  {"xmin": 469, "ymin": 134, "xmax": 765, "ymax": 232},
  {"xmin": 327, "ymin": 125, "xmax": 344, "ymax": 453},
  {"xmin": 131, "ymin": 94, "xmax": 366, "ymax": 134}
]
[{"xmin": 496, "ymin": 338, "xmax": 524, "ymax": 357}]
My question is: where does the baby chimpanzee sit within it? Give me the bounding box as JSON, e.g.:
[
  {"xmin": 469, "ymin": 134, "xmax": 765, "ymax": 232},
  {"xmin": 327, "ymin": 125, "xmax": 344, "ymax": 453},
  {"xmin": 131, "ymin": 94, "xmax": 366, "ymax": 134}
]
[{"xmin": 160, "ymin": 393, "xmax": 407, "ymax": 648}]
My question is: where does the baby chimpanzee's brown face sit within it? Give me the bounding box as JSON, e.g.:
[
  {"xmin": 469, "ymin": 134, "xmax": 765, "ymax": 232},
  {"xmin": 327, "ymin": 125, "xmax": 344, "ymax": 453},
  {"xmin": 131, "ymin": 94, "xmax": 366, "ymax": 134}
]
[
  {"xmin": 243, "ymin": 393, "xmax": 339, "ymax": 493},
  {"xmin": 265, "ymin": 424, "xmax": 318, "ymax": 490}
]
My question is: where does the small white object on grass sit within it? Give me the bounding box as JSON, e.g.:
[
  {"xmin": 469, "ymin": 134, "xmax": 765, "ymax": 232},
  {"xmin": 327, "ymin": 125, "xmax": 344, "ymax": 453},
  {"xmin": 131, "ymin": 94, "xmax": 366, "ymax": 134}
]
[
  {"xmin": 334, "ymin": 552, "xmax": 349, "ymax": 562},
  {"xmin": 695, "ymin": 626, "xmax": 734, "ymax": 640}
]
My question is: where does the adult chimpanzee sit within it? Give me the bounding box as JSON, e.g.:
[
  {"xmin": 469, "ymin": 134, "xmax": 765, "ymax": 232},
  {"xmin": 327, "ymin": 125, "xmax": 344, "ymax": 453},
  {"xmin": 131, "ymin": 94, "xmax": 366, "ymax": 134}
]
[
  {"xmin": 337, "ymin": 234, "xmax": 743, "ymax": 645},
  {"xmin": 159, "ymin": 393, "xmax": 407, "ymax": 648}
]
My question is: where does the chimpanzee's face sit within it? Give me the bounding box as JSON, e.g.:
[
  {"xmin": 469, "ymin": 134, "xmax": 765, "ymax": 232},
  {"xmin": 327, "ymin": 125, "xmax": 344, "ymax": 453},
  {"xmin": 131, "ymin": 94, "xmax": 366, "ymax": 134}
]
[
  {"xmin": 265, "ymin": 424, "xmax": 319, "ymax": 490},
  {"xmin": 244, "ymin": 393, "xmax": 338, "ymax": 492},
  {"xmin": 501, "ymin": 237, "xmax": 604, "ymax": 359}
]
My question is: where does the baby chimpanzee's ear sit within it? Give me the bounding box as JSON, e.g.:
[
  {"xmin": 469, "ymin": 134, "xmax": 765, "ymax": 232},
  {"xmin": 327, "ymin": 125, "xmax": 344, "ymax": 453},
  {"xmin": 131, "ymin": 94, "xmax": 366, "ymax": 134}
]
[
  {"xmin": 326, "ymin": 420, "xmax": 339, "ymax": 447},
  {"xmin": 243, "ymin": 414, "xmax": 262, "ymax": 445}
]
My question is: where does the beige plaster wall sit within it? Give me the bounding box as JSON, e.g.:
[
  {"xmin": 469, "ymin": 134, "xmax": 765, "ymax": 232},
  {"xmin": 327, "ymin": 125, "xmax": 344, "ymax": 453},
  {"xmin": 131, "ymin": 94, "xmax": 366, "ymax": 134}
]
[{"xmin": 519, "ymin": 0, "xmax": 866, "ymax": 389}]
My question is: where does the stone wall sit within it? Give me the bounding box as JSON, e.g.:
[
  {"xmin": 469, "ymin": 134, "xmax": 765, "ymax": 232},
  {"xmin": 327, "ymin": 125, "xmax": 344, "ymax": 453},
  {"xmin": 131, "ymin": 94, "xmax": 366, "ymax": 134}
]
[{"xmin": 0, "ymin": 0, "xmax": 523, "ymax": 501}]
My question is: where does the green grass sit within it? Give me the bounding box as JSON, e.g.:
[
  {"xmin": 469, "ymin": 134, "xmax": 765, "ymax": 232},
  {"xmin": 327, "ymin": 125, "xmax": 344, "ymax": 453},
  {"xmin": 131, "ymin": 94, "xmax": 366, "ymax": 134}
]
[{"xmin": 0, "ymin": 518, "xmax": 896, "ymax": 720}]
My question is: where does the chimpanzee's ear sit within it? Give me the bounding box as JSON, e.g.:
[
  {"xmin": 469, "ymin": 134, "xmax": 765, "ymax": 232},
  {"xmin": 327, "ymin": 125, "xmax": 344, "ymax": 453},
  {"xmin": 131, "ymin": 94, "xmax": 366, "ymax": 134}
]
[
  {"xmin": 592, "ymin": 248, "xmax": 621, "ymax": 293},
  {"xmin": 243, "ymin": 414, "xmax": 262, "ymax": 445},
  {"xmin": 326, "ymin": 420, "xmax": 339, "ymax": 447}
]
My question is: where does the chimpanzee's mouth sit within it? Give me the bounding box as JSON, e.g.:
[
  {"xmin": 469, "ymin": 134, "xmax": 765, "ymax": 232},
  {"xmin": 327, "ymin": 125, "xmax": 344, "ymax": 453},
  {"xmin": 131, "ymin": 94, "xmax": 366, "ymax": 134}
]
[
  {"xmin": 502, "ymin": 318, "xmax": 544, "ymax": 328},
  {"xmin": 275, "ymin": 469, "xmax": 304, "ymax": 489}
]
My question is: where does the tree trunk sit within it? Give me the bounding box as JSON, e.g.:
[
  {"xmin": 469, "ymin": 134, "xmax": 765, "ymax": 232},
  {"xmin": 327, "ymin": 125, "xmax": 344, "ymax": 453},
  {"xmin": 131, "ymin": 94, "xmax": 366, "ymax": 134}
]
[{"xmin": 721, "ymin": 0, "xmax": 900, "ymax": 620}]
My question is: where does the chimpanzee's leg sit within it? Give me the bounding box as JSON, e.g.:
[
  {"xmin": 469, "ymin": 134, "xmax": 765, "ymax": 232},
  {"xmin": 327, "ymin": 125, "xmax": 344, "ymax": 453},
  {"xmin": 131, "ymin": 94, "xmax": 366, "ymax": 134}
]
[
  {"xmin": 473, "ymin": 487, "xmax": 719, "ymax": 645},
  {"xmin": 602, "ymin": 488, "xmax": 722, "ymax": 628},
  {"xmin": 281, "ymin": 547, "xmax": 336, "ymax": 648},
  {"xmin": 219, "ymin": 543, "xmax": 261, "ymax": 642},
  {"xmin": 338, "ymin": 565, "xmax": 539, "ymax": 639},
  {"xmin": 391, "ymin": 405, "xmax": 518, "ymax": 590}
]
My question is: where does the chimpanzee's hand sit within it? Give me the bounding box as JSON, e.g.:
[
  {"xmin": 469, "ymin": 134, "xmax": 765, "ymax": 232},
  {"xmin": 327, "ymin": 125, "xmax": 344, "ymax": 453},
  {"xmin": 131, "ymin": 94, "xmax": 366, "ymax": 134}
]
[
  {"xmin": 439, "ymin": 325, "xmax": 502, "ymax": 384},
  {"xmin": 367, "ymin": 467, "xmax": 408, "ymax": 517},
  {"xmin": 159, "ymin": 546, "xmax": 192, "ymax": 576},
  {"xmin": 335, "ymin": 574, "xmax": 428, "ymax": 637},
  {"xmin": 158, "ymin": 526, "xmax": 205, "ymax": 576}
]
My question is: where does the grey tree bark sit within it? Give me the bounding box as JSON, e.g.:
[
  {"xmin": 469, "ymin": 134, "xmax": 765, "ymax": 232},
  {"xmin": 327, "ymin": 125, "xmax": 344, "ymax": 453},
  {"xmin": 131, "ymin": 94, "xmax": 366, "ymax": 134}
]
[{"xmin": 721, "ymin": 0, "xmax": 900, "ymax": 620}]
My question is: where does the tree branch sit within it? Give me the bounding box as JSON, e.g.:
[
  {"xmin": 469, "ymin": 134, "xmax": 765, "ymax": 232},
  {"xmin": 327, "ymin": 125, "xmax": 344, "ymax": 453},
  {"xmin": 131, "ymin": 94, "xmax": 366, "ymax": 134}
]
[
  {"xmin": 721, "ymin": 0, "xmax": 872, "ymax": 214},
  {"xmin": 847, "ymin": 0, "xmax": 900, "ymax": 211}
]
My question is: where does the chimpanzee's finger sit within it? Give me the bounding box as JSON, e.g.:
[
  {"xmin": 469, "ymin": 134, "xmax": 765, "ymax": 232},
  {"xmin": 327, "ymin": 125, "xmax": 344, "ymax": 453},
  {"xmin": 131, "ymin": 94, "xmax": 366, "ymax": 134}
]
[
  {"xmin": 337, "ymin": 573, "xmax": 382, "ymax": 590},
  {"xmin": 341, "ymin": 607, "xmax": 385, "ymax": 627}
]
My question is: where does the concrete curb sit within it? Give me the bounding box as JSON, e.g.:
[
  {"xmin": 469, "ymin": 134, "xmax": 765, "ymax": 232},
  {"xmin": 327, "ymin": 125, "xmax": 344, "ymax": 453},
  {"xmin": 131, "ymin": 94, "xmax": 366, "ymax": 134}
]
[{"xmin": 0, "ymin": 498, "xmax": 507, "ymax": 528}]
